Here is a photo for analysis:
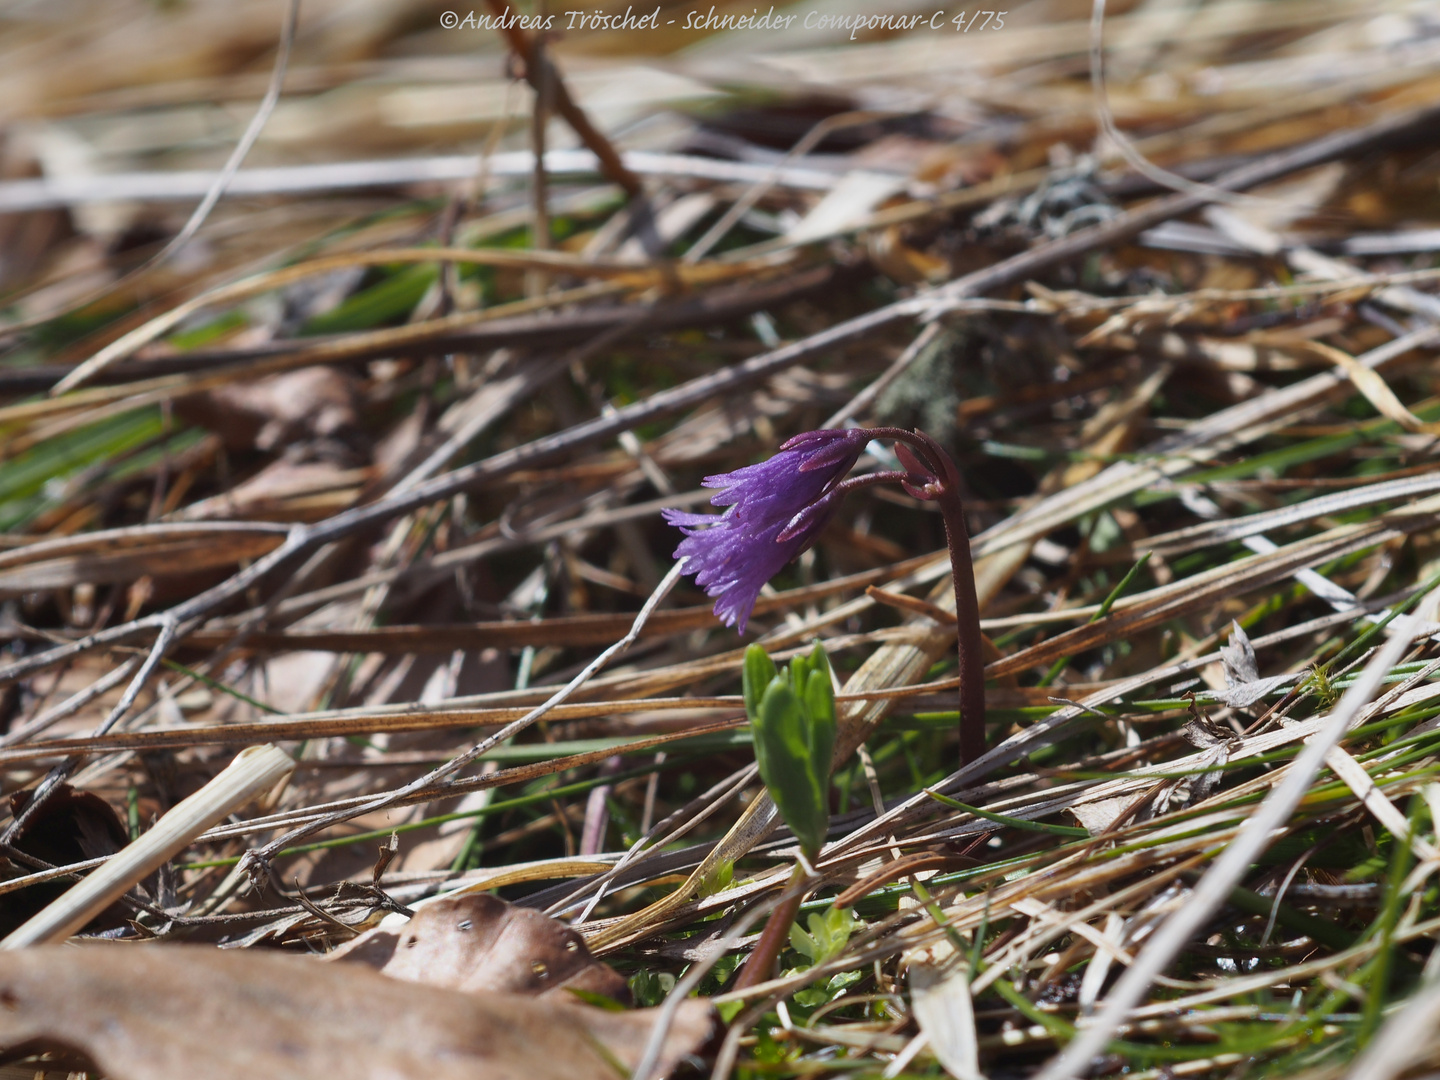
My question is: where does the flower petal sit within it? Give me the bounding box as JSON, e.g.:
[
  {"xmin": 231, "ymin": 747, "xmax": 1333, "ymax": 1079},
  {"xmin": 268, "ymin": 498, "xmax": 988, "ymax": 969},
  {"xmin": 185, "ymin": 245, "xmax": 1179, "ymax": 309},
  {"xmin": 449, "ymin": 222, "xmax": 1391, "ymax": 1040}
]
[{"xmin": 664, "ymin": 429, "xmax": 870, "ymax": 633}]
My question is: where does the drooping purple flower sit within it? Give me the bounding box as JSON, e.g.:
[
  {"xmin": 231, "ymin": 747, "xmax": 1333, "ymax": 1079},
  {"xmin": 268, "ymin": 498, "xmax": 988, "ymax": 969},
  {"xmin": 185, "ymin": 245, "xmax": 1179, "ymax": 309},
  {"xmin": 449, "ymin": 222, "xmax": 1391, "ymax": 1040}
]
[{"xmin": 663, "ymin": 429, "xmax": 871, "ymax": 632}]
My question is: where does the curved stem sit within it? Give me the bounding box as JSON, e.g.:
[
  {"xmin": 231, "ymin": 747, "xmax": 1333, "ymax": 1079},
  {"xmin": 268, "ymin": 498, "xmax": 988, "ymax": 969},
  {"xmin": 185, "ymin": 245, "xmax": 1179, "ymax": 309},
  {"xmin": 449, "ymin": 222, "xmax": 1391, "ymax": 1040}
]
[
  {"xmin": 859, "ymin": 427, "xmax": 987, "ymax": 766},
  {"xmin": 778, "ymin": 471, "xmax": 913, "ymax": 542}
]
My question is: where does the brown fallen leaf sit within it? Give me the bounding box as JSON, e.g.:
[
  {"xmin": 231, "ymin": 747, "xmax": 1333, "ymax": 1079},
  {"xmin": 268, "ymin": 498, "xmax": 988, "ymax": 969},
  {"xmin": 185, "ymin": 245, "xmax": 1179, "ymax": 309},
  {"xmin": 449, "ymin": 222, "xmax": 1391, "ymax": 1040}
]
[
  {"xmin": 329, "ymin": 892, "xmax": 631, "ymax": 1003},
  {"xmin": 0, "ymin": 785, "xmax": 130, "ymax": 940},
  {"xmin": 176, "ymin": 366, "xmax": 362, "ymax": 453},
  {"xmin": 0, "ymin": 945, "xmax": 712, "ymax": 1080},
  {"xmin": 866, "ymin": 226, "xmax": 951, "ymax": 285}
]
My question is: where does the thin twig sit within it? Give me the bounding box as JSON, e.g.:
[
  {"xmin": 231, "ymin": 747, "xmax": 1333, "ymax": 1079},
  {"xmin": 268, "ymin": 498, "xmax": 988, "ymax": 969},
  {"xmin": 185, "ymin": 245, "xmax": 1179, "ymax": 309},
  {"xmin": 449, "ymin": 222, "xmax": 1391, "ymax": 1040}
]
[
  {"xmin": 239, "ymin": 560, "xmax": 688, "ymax": 882},
  {"xmin": 481, "ymin": 0, "xmax": 642, "ymax": 199},
  {"xmin": 6, "ymin": 103, "xmax": 1436, "ymax": 695}
]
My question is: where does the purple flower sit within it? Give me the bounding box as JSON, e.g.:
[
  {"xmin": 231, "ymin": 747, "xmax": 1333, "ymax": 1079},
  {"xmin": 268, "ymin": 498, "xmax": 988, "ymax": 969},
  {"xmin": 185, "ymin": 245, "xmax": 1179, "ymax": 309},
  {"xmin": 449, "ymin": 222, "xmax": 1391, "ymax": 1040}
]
[{"xmin": 663, "ymin": 429, "xmax": 870, "ymax": 632}]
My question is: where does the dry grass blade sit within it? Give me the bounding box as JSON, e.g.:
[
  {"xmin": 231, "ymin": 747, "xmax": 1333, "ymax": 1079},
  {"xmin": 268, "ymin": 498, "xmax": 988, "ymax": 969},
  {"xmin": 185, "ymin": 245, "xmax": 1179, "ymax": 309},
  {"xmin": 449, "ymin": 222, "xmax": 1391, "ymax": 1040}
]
[{"xmin": 1037, "ymin": 590, "xmax": 1440, "ymax": 1080}]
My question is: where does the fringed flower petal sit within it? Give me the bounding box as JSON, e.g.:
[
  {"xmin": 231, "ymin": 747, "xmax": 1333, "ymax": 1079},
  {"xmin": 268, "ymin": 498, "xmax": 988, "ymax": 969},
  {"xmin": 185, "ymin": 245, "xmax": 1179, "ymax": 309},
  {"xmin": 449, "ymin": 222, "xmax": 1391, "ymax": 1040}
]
[{"xmin": 664, "ymin": 429, "xmax": 870, "ymax": 632}]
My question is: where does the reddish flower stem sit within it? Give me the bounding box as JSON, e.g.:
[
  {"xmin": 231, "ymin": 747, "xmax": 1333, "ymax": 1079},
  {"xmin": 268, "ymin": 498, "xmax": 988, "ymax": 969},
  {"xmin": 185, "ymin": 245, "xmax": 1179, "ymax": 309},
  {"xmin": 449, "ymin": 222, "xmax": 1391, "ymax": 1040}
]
[
  {"xmin": 732, "ymin": 863, "xmax": 807, "ymax": 992},
  {"xmin": 731, "ymin": 430, "xmax": 983, "ymax": 994},
  {"xmin": 863, "ymin": 428, "xmax": 987, "ymax": 766},
  {"xmin": 777, "ymin": 471, "xmax": 911, "ymax": 543}
]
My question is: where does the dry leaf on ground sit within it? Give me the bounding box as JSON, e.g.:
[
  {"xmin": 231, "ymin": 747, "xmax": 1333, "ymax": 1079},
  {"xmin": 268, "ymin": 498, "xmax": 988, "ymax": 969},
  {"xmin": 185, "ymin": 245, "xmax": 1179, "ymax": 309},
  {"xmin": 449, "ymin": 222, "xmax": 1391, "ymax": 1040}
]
[
  {"xmin": 329, "ymin": 892, "xmax": 631, "ymax": 1002},
  {"xmin": 0, "ymin": 945, "xmax": 712, "ymax": 1080},
  {"xmin": 176, "ymin": 367, "xmax": 362, "ymax": 454},
  {"xmin": 0, "ymin": 785, "xmax": 130, "ymax": 940}
]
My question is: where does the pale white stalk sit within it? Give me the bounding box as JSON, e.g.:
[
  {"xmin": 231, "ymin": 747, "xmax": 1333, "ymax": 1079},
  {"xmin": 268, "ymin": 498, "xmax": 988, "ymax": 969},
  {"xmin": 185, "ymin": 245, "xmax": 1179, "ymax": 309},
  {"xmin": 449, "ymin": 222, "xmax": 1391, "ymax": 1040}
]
[{"xmin": 1, "ymin": 745, "xmax": 294, "ymax": 949}]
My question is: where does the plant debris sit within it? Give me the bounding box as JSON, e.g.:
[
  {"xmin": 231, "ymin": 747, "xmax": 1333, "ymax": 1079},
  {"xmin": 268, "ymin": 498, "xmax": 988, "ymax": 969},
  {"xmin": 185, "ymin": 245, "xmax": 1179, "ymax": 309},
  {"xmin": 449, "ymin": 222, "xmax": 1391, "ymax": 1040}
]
[
  {"xmin": 330, "ymin": 891, "xmax": 631, "ymax": 1002},
  {"xmin": 3, "ymin": 0, "xmax": 1440, "ymax": 1077},
  {"xmin": 0, "ymin": 945, "xmax": 712, "ymax": 1079}
]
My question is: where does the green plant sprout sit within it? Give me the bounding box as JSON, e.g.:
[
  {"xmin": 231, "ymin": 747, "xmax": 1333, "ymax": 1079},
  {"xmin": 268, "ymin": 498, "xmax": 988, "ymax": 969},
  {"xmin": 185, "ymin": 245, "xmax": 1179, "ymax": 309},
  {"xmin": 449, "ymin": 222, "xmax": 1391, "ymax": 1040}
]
[
  {"xmin": 745, "ymin": 641, "xmax": 836, "ymax": 865},
  {"xmin": 787, "ymin": 906, "xmax": 863, "ymax": 1009},
  {"xmin": 734, "ymin": 641, "xmax": 839, "ymax": 991},
  {"xmin": 788, "ymin": 905, "xmax": 857, "ymax": 967}
]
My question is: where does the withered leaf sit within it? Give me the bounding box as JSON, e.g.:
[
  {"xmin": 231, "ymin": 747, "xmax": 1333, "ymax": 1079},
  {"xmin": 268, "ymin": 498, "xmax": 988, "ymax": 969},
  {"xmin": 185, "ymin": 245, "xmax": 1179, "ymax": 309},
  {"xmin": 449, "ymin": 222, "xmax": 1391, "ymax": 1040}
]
[
  {"xmin": 7, "ymin": 785, "xmax": 128, "ymax": 867},
  {"xmin": 1218, "ymin": 620, "xmax": 1259, "ymax": 689},
  {"xmin": 329, "ymin": 892, "xmax": 630, "ymax": 1003},
  {"xmin": 0, "ymin": 528, "xmax": 286, "ymax": 596},
  {"xmin": 0, "ymin": 785, "xmax": 131, "ymax": 939},
  {"xmin": 0, "ymin": 945, "xmax": 712, "ymax": 1080},
  {"xmin": 176, "ymin": 367, "xmax": 361, "ymax": 454}
]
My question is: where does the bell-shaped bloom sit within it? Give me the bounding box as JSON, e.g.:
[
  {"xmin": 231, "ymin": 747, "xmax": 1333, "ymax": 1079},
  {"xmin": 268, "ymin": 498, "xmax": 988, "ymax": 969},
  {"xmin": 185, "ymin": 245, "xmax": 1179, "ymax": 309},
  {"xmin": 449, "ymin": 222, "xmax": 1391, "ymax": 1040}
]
[{"xmin": 663, "ymin": 429, "xmax": 869, "ymax": 632}]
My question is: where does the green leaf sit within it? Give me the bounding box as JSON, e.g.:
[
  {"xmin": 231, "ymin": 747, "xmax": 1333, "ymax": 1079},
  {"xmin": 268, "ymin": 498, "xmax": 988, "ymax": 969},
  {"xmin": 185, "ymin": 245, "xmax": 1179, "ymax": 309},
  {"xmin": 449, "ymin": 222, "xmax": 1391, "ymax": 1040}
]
[
  {"xmin": 802, "ymin": 668, "xmax": 836, "ymax": 776},
  {"xmin": 746, "ymin": 643, "xmax": 838, "ymax": 859},
  {"xmin": 757, "ymin": 681, "xmax": 805, "ymax": 763},
  {"xmin": 743, "ymin": 644, "xmax": 778, "ymax": 721},
  {"xmin": 788, "ymin": 907, "xmax": 858, "ymax": 967},
  {"xmin": 786, "ymin": 642, "xmax": 813, "ymax": 692},
  {"xmin": 749, "ymin": 675, "xmax": 786, "ymax": 795},
  {"xmin": 301, "ymin": 263, "xmax": 438, "ymax": 335},
  {"xmin": 755, "ymin": 681, "xmax": 828, "ymax": 857},
  {"xmin": 697, "ymin": 858, "xmax": 734, "ymax": 898},
  {"xmin": 924, "ymin": 789, "xmax": 1089, "ymax": 837},
  {"xmin": 788, "ymin": 919, "xmax": 815, "ymax": 962},
  {"xmin": 805, "ymin": 640, "xmax": 832, "ymax": 682},
  {"xmin": 563, "ymin": 987, "xmax": 628, "ymax": 1011},
  {"xmin": 793, "ymin": 968, "xmax": 865, "ymax": 1008},
  {"xmin": 628, "ymin": 970, "xmax": 676, "ymax": 1008},
  {"xmin": 716, "ymin": 999, "xmax": 745, "ymax": 1023}
]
